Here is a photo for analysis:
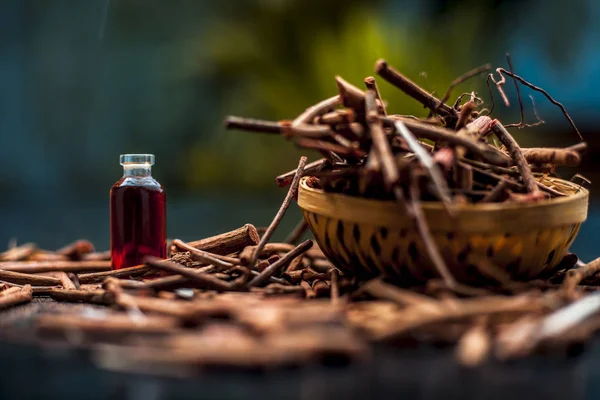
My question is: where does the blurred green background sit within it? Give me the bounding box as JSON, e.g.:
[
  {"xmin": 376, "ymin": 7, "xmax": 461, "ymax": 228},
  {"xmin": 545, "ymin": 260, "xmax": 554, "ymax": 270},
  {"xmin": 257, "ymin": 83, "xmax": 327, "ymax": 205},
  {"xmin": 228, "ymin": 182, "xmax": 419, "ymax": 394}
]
[{"xmin": 0, "ymin": 0, "xmax": 598, "ymax": 258}]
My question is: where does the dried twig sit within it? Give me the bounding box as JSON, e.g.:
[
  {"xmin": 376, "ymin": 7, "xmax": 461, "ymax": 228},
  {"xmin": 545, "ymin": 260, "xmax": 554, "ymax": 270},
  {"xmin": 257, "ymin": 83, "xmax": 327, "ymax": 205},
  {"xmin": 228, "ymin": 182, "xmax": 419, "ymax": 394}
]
[{"xmin": 248, "ymin": 157, "xmax": 307, "ymax": 271}]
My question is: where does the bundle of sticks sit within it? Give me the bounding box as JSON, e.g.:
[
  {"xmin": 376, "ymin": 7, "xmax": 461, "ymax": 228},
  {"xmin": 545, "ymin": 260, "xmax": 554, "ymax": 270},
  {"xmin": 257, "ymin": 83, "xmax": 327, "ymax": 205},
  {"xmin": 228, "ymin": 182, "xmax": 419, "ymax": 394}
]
[
  {"xmin": 225, "ymin": 56, "xmax": 587, "ymax": 288},
  {"xmin": 226, "ymin": 57, "xmax": 585, "ymax": 204}
]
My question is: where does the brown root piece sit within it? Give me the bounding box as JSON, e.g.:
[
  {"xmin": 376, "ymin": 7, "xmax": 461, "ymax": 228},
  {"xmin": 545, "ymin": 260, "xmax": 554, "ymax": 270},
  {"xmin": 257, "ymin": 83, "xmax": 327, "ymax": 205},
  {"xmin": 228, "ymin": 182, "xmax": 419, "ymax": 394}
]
[
  {"xmin": 364, "ymin": 76, "xmax": 387, "ymax": 116},
  {"xmin": 248, "ymin": 157, "xmax": 307, "ymax": 272},
  {"xmin": 173, "ymin": 224, "xmax": 260, "ymax": 256},
  {"xmin": 292, "ymin": 95, "xmax": 341, "ymax": 127},
  {"xmin": 0, "ymin": 284, "xmax": 32, "ymax": 310},
  {"xmin": 57, "ymin": 240, "xmax": 95, "ymax": 259},
  {"xmin": 490, "ymin": 120, "xmax": 543, "ymax": 199},
  {"xmin": 480, "ymin": 180, "xmax": 510, "ymax": 203},
  {"xmin": 247, "ymin": 240, "xmax": 313, "ymax": 288},
  {"xmin": 435, "ymin": 63, "xmax": 491, "ymax": 114},
  {"xmin": 335, "ymin": 76, "xmax": 366, "ymax": 114},
  {"xmin": 521, "ymin": 148, "xmax": 581, "ymax": 167},
  {"xmin": 145, "ymin": 257, "xmax": 234, "ymax": 292},
  {"xmin": 79, "ymin": 264, "xmax": 151, "ymax": 284},
  {"xmin": 384, "ymin": 117, "xmax": 511, "ymax": 166},
  {"xmin": 281, "ymin": 123, "xmax": 333, "ymax": 139},
  {"xmin": 393, "ymin": 121, "xmax": 453, "ymax": 210},
  {"xmin": 0, "ymin": 243, "xmax": 36, "ymax": 262},
  {"xmin": 294, "ymin": 138, "xmax": 365, "ymax": 158},
  {"xmin": 366, "ymin": 91, "xmax": 399, "ymax": 189},
  {"xmin": 0, "ymin": 270, "xmax": 61, "ymax": 286},
  {"xmin": 275, "ymin": 159, "xmax": 328, "ymax": 188},
  {"xmin": 0, "ymin": 261, "xmax": 111, "ymax": 274},
  {"xmin": 406, "ymin": 174, "xmax": 456, "ymax": 289},
  {"xmin": 171, "ymin": 239, "xmax": 236, "ymax": 269},
  {"xmin": 375, "ymin": 59, "xmax": 455, "ymax": 117},
  {"xmin": 456, "ymin": 100, "xmax": 477, "ymax": 130},
  {"xmin": 562, "ymin": 256, "xmax": 600, "ymax": 295},
  {"xmin": 224, "ymin": 116, "xmax": 285, "ymax": 134}
]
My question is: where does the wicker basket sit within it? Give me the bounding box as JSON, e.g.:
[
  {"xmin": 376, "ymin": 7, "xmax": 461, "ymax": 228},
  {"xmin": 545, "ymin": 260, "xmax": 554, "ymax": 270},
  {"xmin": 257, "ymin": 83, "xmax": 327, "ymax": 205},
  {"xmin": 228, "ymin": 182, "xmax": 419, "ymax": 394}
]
[{"xmin": 298, "ymin": 176, "xmax": 589, "ymax": 283}]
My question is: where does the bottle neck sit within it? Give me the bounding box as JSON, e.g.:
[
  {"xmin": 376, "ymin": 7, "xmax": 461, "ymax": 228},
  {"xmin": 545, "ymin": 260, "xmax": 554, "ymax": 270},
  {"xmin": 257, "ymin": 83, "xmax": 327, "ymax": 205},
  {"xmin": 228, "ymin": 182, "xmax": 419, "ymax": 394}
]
[{"xmin": 123, "ymin": 164, "xmax": 152, "ymax": 177}]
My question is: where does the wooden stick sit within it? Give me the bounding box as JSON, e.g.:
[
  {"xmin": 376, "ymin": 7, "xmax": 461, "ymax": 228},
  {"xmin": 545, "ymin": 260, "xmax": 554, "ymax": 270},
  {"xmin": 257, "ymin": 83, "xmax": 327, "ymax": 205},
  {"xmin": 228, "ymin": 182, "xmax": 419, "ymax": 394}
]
[
  {"xmin": 79, "ymin": 264, "xmax": 151, "ymax": 284},
  {"xmin": 224, "ymin": 116, "xmax": 284, "ymax": 134},
  {"xmin": 173, "ymin": 224, "xmax": 260, "ymax": 256},
  {"xmin": 294, "ymin": 138, "xmax": 365, "ymax": 158},
  {"xmin": 248, "ymin": 157, "xmax": 307, "ymax": 271},
  {"xmin": 247, "ymin": 240, "xmax": 313, "ymax": 288},
  {"xmin": 562, "ymin": 256, "xmax": 600, "ymax": 295},
  {"xmin": 375, "ymin": 59, "xmax": 455, "ymax": 116},
  {"xmin": 481, "ymin": 180, "xmax": 509, "ymax": 203},
  {"xmin": 330, "ymin": 269, "xmax": 340, "ymax": 306},
  {"xmin": 42, "ymin": 271, "xmax": 77, "ymax": 290},
  {"xmin": 0, "ymin": 243, "xmax": 36, "ymax": 262},
  {"xmin": 275, "ymin": 159, "xmax": 327, "ymax": 187},
  {"xmin": 145, "ymin": 257, "xmax": 233, "ymax": 292},
  {"xmin": 171, "ymin": 239, "xmax": 236, "ymax": 268},
  {"xmin": 490, "ymin": 120, "xmax": 542, "ymax": 198},
  {"xmin": 394, "ymin": 121, "xmax": 453, "ymax": 209},
  {"xmin": 521, "ymin": 148, "xmax": 581, "ymax": 167},
  {"xmin": 281, "ymin": 123, "xmax": 333, "ymax": 139},
  {"xmin": 292, "ymin": 95, "xmax": 340, "ymax": 127},
  {"xmin": 366, "ymin": 91, "xmax": 399, "ymax": 189},
  {"xmin": 0, "ymin": 260, "xmax": 111, "ymax": 274},
  {"xmin": 335, "ymin": 76, "xmax": 366, "ymax": 113},
  {"xmin": 406, "ymin": 175, "xmax": 456, "ymax": 289},
  {"xmin": 364, "ymin": 76, "xmax": 387, "ymax": 116},
  {"xmin": 57, "ymin": 240, "xmax": 95, "ymax": 259},
  {"xmin": 0, "ymin": 270, "xmax": 61, "ymax": 286},
  {"xmin": 0, "ymin": 284, "xmax": 32, "ymax": 310},
  {"xmin": 384, "ymin": 117, "xmax": 511, "ymax": 166}
]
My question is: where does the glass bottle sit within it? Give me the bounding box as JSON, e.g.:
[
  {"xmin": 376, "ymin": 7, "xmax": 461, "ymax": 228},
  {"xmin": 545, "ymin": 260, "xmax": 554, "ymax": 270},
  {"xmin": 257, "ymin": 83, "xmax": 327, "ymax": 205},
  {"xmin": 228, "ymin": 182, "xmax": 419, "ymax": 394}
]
[{"xmin": 110, "ymin": 154, "xmax": 166, "ymax": 270}]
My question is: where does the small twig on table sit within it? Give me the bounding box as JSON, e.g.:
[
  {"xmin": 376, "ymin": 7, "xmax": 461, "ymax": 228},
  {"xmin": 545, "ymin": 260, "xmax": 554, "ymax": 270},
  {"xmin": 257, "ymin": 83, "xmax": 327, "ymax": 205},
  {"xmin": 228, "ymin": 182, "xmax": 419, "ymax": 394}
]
[
  {"xmin": 247, "ymin": 240, "xmax": 313, "ymax": 288},
  {"xmin": 562, "ymin": 256, "xmax": 600, "ymax": 296},
  {"xmin": 50, "ymin": 288, "xmax": 114, "ymax": 305},
  {"xmin": 171, "ymin": 239, "xmax": 236, "ymax": 268},
  {"xmin": 0, "ymin": 270, "xmax": 61, "ymax": 286},
  {"xmin": 456, "ymin": 317, "xmax": 490, "ymax": 367},
  {"xmin": 248, "ymin": 157, "xmax": 307, "ymax": 272},
  {"xmin": 0, "ymin": 284, "xmax": 32, "ymax": 310},
  {"xmin": 0, "ymin": 261, "xmax": 111, "ymax": 274},
  {"xmin": 146, "ymin": 257, "xmax": 234, "ymax": 292}
]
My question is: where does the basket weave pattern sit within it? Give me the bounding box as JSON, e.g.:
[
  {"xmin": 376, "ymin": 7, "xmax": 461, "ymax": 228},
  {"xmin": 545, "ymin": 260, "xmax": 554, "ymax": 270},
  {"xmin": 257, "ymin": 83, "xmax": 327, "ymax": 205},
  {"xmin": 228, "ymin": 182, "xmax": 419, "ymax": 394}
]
[{"xmin": 299, "ymin": 177, "xmax": 588, "ymax": 282}]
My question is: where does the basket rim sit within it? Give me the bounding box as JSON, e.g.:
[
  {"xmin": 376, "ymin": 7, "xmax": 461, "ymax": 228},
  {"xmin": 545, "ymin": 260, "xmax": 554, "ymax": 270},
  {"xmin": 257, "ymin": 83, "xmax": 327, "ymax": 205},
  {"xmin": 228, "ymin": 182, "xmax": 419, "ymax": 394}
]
[{"xmin": 298, "ymin": 176, "xmax": 589, "ymax": 232}]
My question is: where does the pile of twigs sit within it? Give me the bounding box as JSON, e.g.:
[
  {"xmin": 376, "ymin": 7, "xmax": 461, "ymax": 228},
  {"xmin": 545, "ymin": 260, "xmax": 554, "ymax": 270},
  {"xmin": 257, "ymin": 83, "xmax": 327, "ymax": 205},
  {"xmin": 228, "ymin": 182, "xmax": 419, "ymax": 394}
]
[{"xmin": 225, "ymin": 56, "xmax": 587, "ymax": 290}]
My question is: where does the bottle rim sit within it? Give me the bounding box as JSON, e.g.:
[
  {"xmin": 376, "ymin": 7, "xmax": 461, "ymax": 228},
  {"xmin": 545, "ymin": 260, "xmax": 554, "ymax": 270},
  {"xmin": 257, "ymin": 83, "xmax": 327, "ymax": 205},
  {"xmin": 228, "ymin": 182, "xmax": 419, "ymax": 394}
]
[{"xmin": 120, "ymin": 154, "xmax": 155, "ymax": 166}]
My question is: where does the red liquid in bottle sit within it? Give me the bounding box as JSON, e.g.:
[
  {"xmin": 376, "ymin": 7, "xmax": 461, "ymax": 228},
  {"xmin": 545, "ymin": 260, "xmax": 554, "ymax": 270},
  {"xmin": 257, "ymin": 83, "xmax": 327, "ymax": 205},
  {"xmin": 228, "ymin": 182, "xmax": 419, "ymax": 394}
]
[{"xmin": 110, "ymin": 156, "xmax": 166, "ymax": 270}]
